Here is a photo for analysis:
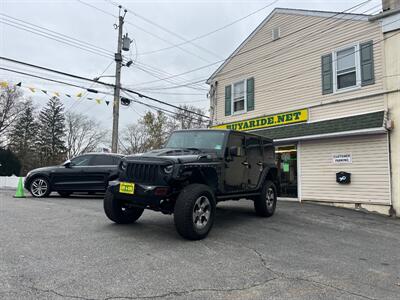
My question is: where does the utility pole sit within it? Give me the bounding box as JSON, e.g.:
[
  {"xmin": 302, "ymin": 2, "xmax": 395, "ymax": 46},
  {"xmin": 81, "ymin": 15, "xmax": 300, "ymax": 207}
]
[{"xmin": 111, "ymin": 7, "xmax": 126, "ymax": 153}]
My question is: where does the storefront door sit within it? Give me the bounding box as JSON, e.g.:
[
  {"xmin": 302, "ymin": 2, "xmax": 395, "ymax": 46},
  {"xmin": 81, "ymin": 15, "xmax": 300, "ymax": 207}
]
[{"xmin": 275, "ymin": 145, "xmax": 297, "ymax": 198}]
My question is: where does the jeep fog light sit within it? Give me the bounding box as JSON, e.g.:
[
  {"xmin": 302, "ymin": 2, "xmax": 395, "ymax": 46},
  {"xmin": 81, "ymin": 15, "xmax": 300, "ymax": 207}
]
[{"xmin": 163, "ymin": 165, "xmax": 173, "ymax": 174}]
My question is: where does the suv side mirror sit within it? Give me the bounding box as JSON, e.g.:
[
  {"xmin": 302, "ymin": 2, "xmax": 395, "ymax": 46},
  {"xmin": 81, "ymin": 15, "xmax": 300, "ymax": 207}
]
[
  {"xmin": 63, "ymin": 160, "xmax": 72, "ymax": 168},
  {"xmin": 229, "ymin": 146, "xmax": 243, "ymax": 157}
]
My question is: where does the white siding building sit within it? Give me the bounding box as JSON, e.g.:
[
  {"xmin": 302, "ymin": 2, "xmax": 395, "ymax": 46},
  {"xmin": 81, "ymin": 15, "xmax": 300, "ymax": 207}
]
[{"xmin": 207, "ymin": 4, "xmax": 400, "ymax": 216}]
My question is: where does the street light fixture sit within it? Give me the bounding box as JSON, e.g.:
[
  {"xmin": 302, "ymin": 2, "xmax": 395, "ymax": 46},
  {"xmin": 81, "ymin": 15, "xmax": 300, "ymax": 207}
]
[{"xmin": 93, "ymin": 75, "xmax": 116, "ymax": 82}]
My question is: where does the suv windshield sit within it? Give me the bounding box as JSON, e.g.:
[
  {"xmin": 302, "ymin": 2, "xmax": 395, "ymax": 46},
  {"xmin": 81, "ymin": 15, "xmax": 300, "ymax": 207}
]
[{"xmin": 165, "ymin": 131, "xmax": 226, "ymax": 151}]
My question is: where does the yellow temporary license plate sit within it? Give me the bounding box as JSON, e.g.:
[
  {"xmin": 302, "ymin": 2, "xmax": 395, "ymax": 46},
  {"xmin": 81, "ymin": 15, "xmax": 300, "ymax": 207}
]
[{"xmin": 119, "ymin": 182, "xmax": 135, "ymax": 194}]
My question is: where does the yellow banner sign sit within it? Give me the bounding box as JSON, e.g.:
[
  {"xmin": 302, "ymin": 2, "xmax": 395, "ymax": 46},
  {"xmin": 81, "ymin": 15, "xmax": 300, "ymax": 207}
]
[{"xmin": 212, "ymin": 109, "xmax": 308, "ymax": 131}]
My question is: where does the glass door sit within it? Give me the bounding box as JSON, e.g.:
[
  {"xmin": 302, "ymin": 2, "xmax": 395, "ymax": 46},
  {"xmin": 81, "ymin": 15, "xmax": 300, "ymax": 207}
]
[{"xmin": 275, "ymin": 145, "xmax": 297, "ymax": 198}]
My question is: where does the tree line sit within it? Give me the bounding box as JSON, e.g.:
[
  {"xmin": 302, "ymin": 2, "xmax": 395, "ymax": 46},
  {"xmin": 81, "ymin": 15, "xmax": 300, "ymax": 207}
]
[{"xmin": 0, "ymin": 83, "xmax": 208, "ymax": 176}]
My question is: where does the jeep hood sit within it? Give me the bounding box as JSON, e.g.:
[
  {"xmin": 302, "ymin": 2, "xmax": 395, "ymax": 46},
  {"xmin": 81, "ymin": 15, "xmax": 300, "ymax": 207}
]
[{"xmin": 125, "ymin": 148, "xmax": 215, "ymax": 163}]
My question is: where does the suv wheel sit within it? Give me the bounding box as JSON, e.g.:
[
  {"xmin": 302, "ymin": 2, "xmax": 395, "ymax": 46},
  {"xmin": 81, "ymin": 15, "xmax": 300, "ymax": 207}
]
[
  {"xmin": 254, "ymin": 180, "xmax": 277, "ymax": 217},
  {"xmin": 104, "ymin": 189, "xmax": 144, "ymax": 224},
  {"xmin": 29, "ymin": 177, "xmax": 51, "ymax": 198},
  {"xmin": 174, "ymin": 184, "xmax": 216, "ymax": 240}
]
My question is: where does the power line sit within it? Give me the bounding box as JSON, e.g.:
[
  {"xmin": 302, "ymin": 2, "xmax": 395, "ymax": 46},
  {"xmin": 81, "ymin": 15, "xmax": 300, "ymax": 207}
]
[
  {"xmin": 134, "ymin": 64, "xmax": 208, "ymax": 92},
  {"xmin": 76, "ymin": 0, "xmax": 214, "ymax": 63},
  {"xmin": 105, "ymin": 0, "xmax": 272, "ymax": 60},
  {"xmin": 135, "ymin": 61, "xmax": 207, "ymax": 90},
  {"xmin": 206, "ymin": 4, "xmax": 382, "ymax": 82},
  {"xmin": 0, "ymin": 56, "xmax": 115, "ymax": 88},
  {"xmin": 0, "ymin": 67, "xmax": 114, "ymax": 96},
  {"xmin": 0, "ymin": 57, "xmax": 209, "ymax": 118},
  {"xmin": 121, "ymin": 92, "xmax": 207, "ymax": 123},
  {"xmin": 131, "ymin": 0, "xmax": 374, "ymax": 86},
  {"xmin": 135, "ymin": 3, "xmax": 380, "ymax": 89},
  {"xmin": 137, "ymin": 0, "xmax": 281, "ymax": 56},
  {"xmin": 0, "ymin": 13, "xmax": 114, "ymax": 57},
  {"xmin": 65, "ymin": 60, "xmax": 114, "ymax": 114},
  {"xmin": 0, "ymin": 20, "xmax": 113, "ymax": 60}
]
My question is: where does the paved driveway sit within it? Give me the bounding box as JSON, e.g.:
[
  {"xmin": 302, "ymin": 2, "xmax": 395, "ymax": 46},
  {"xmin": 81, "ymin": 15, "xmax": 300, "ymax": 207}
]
[{"xmin": 1, "ymin": 190, "xmax": 399, "ymax": 299}]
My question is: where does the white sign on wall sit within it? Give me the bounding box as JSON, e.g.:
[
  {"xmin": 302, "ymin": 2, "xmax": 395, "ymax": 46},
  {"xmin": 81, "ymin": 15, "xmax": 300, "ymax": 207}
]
[{"xmin": 332, "ymin": 153, "xmax": 352, "ymax": 164}]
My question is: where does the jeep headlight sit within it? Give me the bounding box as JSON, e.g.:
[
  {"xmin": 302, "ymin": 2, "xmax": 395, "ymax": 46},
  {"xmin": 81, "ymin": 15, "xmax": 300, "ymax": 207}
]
[
  {"xmin": 120, "ymin": 161, "xmax": 128, "ymax": 171},
  {"xmin": 163, "ymin": 165, "xmax": 174, "ymax": 174}
]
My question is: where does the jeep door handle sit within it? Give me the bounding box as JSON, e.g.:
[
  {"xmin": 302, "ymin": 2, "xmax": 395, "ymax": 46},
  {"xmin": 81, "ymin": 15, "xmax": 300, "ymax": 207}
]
[{"xmin": 242, "ymin": 161, "xmax": 249, "ymax": 166}]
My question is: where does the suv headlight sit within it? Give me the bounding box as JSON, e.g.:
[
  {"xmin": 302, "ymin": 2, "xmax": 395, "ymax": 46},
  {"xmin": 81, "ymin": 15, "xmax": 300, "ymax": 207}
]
[
  {"xmin": 120, "ymin": 161, "xmax": 128, "ymax": 171},
  {"xmin": 163, "ymin": 165, "xmax": 174, "ymax": 174}
]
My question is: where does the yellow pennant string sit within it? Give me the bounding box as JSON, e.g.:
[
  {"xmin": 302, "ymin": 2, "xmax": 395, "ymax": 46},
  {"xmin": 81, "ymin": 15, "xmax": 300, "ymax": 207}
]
[
  {"xmin": 29, "ymin": 87, "xmax": 36, "ymax": 93},
  {"xmin": 0, "ymin": 81, "xmax": 8, "ymax": 88},
  {"xmin": 76, "ymin": 92, "xmax": 82, "ymax": 98},
  {"xmin": 95, "ymin": 99, "xmax": 102, "ymax": 104},
  {"xmin": 54, "ymin": 92, "xmax": 60, "ymax": 97}
]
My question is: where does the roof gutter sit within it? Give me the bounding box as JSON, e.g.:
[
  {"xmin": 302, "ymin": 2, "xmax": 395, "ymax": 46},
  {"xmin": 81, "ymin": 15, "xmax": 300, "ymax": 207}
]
[{"xmin": 369, "ymin": 8, "xmax": 400, "ymax": 21}]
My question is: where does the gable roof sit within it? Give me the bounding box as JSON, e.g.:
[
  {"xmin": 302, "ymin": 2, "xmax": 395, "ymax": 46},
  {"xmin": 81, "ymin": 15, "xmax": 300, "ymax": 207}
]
[{"xmin": 206, "ymin": 7, "xmax": 371, "ymax": 84}]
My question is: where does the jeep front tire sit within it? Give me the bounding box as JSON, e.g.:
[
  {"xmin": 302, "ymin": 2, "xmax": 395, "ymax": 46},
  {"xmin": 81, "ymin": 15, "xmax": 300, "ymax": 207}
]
[
  {"xmin": 174, "ymin": 184, "xmax": 216, "ymax": 240},
  {"xmin": 254, "ymin": 180, "xmax": 277, "ymax": 217},
  {"xmin": 104, "ymin": 189, "xmax": 144, "ymax": 224}
]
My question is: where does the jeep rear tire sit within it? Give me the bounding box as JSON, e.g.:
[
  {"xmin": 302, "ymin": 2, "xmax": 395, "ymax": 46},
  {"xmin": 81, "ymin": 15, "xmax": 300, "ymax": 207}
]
[
  {"xmin": 254, "ymin": 180, "xmax": 277, "ymax": 217},
  {"xmin": 174, "ymin": 184, "xmax": 216, "ymax": 240},
  {"xmin": 104, "ymin": 189, "xmax": 144, "ymax": 224}
]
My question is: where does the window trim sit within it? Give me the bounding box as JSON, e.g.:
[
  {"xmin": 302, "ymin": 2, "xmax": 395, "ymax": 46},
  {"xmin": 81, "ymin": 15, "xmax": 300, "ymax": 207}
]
[
  {"xmin": 332, "ymin": 43, "xmax": 361, "ymax": 93},
  {"xmin": 231, "ymin": 79, "xmax": 247, "ymax": 115}
]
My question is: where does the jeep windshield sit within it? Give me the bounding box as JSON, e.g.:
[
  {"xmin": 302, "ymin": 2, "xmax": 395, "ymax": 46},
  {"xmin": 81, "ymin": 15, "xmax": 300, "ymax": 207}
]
[{"xmin": 165, "ymin": 130, "xmax": 226, "ymax": 152}]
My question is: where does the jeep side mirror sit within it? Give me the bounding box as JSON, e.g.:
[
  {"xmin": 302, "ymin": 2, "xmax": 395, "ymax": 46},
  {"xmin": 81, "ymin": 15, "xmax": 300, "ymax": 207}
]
[
  {"xmin": 229, "ymin": 146, "xmax": 242, "ymax": 157},
  {"xmin": 63, "ymin": 160, "xmax": 72, "ymax": 168}
]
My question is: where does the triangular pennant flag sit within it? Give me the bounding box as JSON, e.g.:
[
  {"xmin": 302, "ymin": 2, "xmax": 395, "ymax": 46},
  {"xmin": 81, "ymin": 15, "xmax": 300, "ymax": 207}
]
[
  {"xmin": 76, "ymin": 92, "xmax": 82, "ymax": 98},
  {"xmin": 54, "ymin": 92, "xmax": 60, "ymax": 97},
  {"xmin": 16, "ymin": 82, "xmax": 22, "ymax": 87},
  {"xmin": 41, "ymin": 90, "xmax": 47, "ymax": 95},
  {"xmin": 105, "ymin": 100, "xmax": 110, "ymax": 106},
  {"xmin": 65, "ymin": 94, "xmax": 71, "ymax": 98},
  {"xmin": 29, "ymin": 87, "xmax": 36, "ymax": 93},
  {"xmin": 95, "ymin": 99, "xmax": 102, "ymax": 104},
  {"xmin": 0, "ymin": 81, "xmax": 8, "ymax": 88}
]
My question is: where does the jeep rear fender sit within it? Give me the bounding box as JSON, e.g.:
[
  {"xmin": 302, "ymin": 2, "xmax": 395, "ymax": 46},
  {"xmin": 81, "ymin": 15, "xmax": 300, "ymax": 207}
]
[{"xmin": 259, "ymin": 166, "xmax": 279, "ymax": 192}]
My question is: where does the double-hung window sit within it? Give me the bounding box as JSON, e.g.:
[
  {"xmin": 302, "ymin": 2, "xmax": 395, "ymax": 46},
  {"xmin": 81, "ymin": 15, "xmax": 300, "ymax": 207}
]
[
  {"xmin": 322, "ymin": 42, "xmax": 373, "ymax": 95},
  {"xmin": 224, "ymin": 77, "xmax": 254, "ymax": 116},
  {"xmin": 233, "ymin": 80, "xmax": 246, "ymax": 114},
  {"xmin": 334, "ymin": 45, "xmax": 360, "ymax": 91}
]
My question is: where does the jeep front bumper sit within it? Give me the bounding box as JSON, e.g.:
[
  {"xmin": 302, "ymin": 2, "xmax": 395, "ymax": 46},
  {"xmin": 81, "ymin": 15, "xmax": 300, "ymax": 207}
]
[{"xmin": 108, "ymin": 180, "xmax": 171, "ymax": 208}]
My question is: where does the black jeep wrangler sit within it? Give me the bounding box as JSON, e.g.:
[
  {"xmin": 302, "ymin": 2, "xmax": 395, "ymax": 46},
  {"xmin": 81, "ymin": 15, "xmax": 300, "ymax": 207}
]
[{"xmin": 104, "ymin": 129, "xmax": 278, "ymax": 240}]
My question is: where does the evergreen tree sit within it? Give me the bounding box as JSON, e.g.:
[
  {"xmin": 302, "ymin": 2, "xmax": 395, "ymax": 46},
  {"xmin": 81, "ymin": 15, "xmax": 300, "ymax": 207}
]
[
  {"xmin": 8, "ymin": 99, "xmax": 39, "ymax": 174},
  {"xmin": 37, "ymin": 96, "xmax": 66, "ymax": 165}
]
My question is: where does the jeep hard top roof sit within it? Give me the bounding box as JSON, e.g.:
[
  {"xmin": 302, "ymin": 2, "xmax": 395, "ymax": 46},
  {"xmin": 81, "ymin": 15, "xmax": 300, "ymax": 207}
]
[{"xmin": 172, "ymin": 129, "xmax": 273, "ymax": 142}]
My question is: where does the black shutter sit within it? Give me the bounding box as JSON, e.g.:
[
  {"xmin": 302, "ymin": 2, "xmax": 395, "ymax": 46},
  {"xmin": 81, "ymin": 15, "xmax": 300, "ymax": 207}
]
[
  {"xmin": 225, "ymin": 85, "xmax": 231, "ymax": 116},
  {"xmin": 246, "ymin": 77, "xmax": 255, "ymax": 111},
  {"xmin": 321, "ymin": 53, "xmax": 333, "ymax": 94},
  {"xmin": 360, "ymin": 41, "xmax": 375, "ymax": 86}
]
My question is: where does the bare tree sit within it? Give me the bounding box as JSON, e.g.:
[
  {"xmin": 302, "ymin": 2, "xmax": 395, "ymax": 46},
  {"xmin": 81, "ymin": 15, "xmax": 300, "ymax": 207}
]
[
  {"xmin": 65, "ymin": 112, "xmax": 108, "ymax": 159},
  {"xmin": 0, "ymin": 84, "xmax": 23, "ymax": 147},
  {"xmin": 120, "ymin": 123, "xmax": 148, "ymax": 155},
  {"xmin": 167, "ymin": 104, "xmax": 209, "ymax": 133}
]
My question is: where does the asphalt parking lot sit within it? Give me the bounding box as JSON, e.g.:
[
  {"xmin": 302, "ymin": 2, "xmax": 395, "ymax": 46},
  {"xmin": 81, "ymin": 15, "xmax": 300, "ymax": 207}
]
[{"xmin": 1, "ymin": 190, "xmax": 399, "ymax": 300}]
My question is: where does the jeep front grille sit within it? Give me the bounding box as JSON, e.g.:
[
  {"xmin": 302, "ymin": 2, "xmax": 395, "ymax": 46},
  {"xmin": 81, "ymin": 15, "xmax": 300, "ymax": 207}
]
[{"xmin": 126, "ymin": 162, "xmax": 161, "ymax": 184}]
